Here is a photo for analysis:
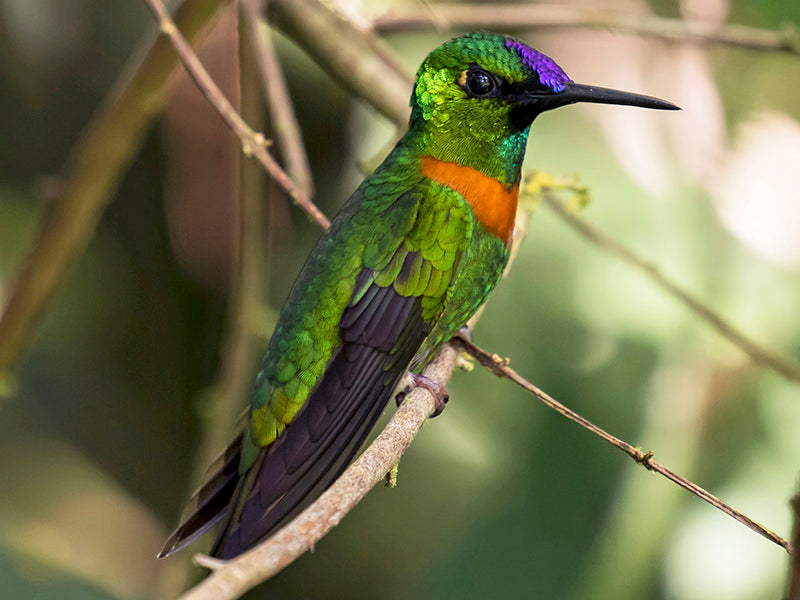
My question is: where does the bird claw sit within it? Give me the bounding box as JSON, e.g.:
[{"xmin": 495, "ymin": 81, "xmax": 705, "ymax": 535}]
[
  {"xmin": 395, "ymin": 373, "xmax": 449, "ymax": 417},
  {"xmin": 412, "ymin": 373, "xmax": 449, "ymax": 417}
]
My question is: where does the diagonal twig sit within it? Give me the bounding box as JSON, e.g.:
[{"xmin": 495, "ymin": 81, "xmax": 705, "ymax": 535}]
[
  {"xmin": 789, "ymin": 490, "xmax": 800, "ymax": 598},
  {"xmin": 178, "ymin": 344, "xmax": 459, "ymax": 600},
  {"xmin": 450, "ymin": 335, "xmax": 792, "ymax": 555},
  {"xmin": 177, "ymin": 332, "xmax": 791, "ymax": 600},
  {"xmin": 373, "ymin": 3, "xmax": 800, "ymax": 57},
  {"xmin": 542, "ymin": 193, "xmax": 800, "ymax": 384},
  {"xmin": 142, "ymin": 0, "xmax": 330, "ymax": 229}
]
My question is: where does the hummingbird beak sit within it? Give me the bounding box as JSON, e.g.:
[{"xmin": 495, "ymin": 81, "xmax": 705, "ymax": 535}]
[
  {"xmin": 556, "ymin": 82, "xmax": 680, "ymax": 110},
  {"xmin": 528, "ymin": 81, "xmax": 680, "ymax": 111}
]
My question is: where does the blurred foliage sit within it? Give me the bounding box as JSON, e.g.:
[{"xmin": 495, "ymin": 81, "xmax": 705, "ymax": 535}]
[{"xmin": 0, "ymin": 1, "xmax": 799, "ymax": 599}]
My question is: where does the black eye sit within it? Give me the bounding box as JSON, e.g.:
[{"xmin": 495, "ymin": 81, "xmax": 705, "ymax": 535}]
[{"xmin": 466, "ymin": 70, "xmax": 495, "ymax": 97}]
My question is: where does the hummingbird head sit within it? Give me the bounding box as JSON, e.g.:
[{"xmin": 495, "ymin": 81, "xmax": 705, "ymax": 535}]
[
  {"xmin": 412, "ymin": 32, "xmax": 678, "ymax": 128},
  {"xmin": 408, "ymin": 33, "xmax": 678, "ymax": 183}
]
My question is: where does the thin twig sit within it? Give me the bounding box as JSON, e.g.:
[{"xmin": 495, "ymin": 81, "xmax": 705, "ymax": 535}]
[
  {"xmin": 0, "ymin": 0, "xmax": 233, "ymax": 389},
  {"xmin": 789, "ymin": 490, "xmax": 800, "ymax": 598},
  {"xmin": 267, "ymin": 0, "xmax": 412, "ymax": 128},
  {"xmin": 451, "ymin": 336, "xmax": 792, "ymax": 555},
  {"xmin": 542, "ymin": 193, "xmax": 800, "ymax": 385},
  {"xmin": 571, "ymin": 360, "xmax": 735, "ymax": 600},
  {"xmin": 142, "ymin": 0, "xmax": 330, "ymax": 229},
  {"xmin": 373, "ymin": 4, "xmax": 800, "ymax": 57},
  {"xmin": 241, "ymin": 0, "xmax": 315, "ymax": 198},
  {"xmin": 177, "ymin": 344, "xmax": 459, "ymax": 600},
  {"xmin": 178, "ymin": 336, "xmax": 792, "ymax": 600}
]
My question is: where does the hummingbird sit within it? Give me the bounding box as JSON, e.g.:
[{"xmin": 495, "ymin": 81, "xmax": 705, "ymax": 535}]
[{"xmin": 159, "ymin": 32, "xmax": 678, "ymax": 559}]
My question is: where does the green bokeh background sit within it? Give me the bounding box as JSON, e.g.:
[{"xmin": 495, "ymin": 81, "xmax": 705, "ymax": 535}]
[{"xmin": 0, "ymin": 1, "xmax": 799, "ymax": 599}]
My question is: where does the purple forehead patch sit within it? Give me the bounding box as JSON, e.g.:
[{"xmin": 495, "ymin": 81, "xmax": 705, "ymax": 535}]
[{"xmin": 505, "ymin": 39, "xmax": 571, "ymax": 92}]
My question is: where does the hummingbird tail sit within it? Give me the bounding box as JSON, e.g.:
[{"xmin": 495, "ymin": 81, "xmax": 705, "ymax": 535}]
[
  {"xmin": 157, "ymin": 431, "xmax": 244, "ymax": 558},
  {"xmin": 209, "ymin": 345, "xmax": 407, "ymax": 558}
]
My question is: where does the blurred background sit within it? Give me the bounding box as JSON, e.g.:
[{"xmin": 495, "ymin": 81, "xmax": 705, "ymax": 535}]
[{"xmin": 0, "ymin": 0, "xmax": 799, "ymax": 598}]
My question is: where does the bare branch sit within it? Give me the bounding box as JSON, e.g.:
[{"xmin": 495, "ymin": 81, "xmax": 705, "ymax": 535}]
[
  {"xmin": 142, "ymin": 0, "xmax": 330, "ymax": 229},
  {"xmin": 241, "ymin": 0, "xmax": 315, "ymax": 198},
  {"xmin": 374, "ymin": 4, "xmax": 800, "ymax": 57},
  {"xmin": 542, "ymin": 192, "xmax": 800, "ymax": 385},
  {"xmin": 267, "ymin": 0, "xmax": 412, "ymax": 128},
  {"xmin": 0, "ymin": 0, "xmax": 233, "ymax": 390},
  {"xmin": 451, "ymin": 336, "xmax": 792, "ymax": 555},
  {"xmin": 178, "ymin": 344, "xmax": 459, "ymax": 600},
  {"xmin": 179, "ymin": 330, "xmax": 791, "ymax": 599},
  {"xmin": 789, "ymin": 490, "xmax": 800, "ymax": 599}
]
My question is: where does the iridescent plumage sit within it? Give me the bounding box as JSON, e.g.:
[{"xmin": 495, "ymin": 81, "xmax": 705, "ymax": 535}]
[{"xmin": 160, "ymin": 32, "xmax": 677, "ymax": 560}]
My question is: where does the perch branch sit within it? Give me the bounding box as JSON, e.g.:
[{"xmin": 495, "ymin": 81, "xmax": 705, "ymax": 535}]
[
  {"xmin": 0, "ymin": 0, "xmax": 233, "ymax": 388},
  {"xmin": 178, "ymin": 332, "xmax": 791, "ymax": 600},
  {"xmin": 142, "ymin": 0, "xmax": 330, "ymax": 228},
  {"xmin": 177, "ymin": 344, "xmax": 459, "ymax": 600},
  {"xmin": 451, "ymin": 336, "xmax": 792, "ymax": 554},
  {"xmin": 542, "ymin": 193, "xmax": 800, "ymax": 384},
  {"xmin": 373, "ymin": 4, "xmax": 800, "ymax": 57}
]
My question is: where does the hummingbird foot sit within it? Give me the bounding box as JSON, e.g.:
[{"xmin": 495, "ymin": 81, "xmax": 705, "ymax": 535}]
[{"xmin": 396, "ymin": 373, "xmax": 449, "ymax": 417}]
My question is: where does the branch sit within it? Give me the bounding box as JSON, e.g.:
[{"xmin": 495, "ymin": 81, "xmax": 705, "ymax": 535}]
[
  {"xmin": 541, "ymin": 192, "xmax": 800, "ymax": 385},
  {"xmin": 241, "ymin": 0, "xmax": 314, "ymax": 198},
  {"xmin": 451, "ymin": 336, "xmax": 792, "ymax": 555},
  {"xmin": 0, "ymin": 0, "xmax": 233, "ymax": 390},
  {"xmin": 267, "ymin": 0, "xmax": 412, "ymax": 128},
  {"xmin": 179, "ymin": 330, "xmax": 791, "ymax": 600},
  {"xmin": 142, "ymin": 0, "xmax": 330, "ymax": 229},
  {"xmin": 178, "ymin": 344, "xmax": 459, "ymax": 600},
  {"xmin": 373, "ymin": 4, "xmax": 800, "ymax": 57},
  {"xmin": 789, "ymin": 490, "xmax": 800, "ymax": 599}
]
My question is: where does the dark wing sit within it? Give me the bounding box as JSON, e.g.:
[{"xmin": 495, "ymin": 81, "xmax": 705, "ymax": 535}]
[{"xmin": 211, "ymin": 266, "xmax": 430, "ymax": 558}]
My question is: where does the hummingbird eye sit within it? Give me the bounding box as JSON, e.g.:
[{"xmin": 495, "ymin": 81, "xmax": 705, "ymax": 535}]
[{"xmin": 465, "ymin": 69, "xmax": 496, "ymax": 97}]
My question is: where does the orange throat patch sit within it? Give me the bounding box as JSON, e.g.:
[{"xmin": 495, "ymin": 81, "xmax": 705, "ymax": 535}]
[{"xmin": 420, "ymin": 156, "xmax": 518, "ymax": 246}]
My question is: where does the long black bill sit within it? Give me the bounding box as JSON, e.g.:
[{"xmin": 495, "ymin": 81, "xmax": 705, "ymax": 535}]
[{"xmin": 555, "ymin": 82, "xmax": 680, "ymax": 110}]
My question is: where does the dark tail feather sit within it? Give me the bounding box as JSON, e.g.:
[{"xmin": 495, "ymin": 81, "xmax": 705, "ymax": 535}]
[
  {"xmin": 210, "ymin": 345, "xmax": 405, "ymax": 558},
  {"xmin": 158, "ymin": 431, "xmax": 244, "ymax": 558}
]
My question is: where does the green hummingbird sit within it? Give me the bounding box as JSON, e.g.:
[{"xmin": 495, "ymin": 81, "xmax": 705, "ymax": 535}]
[{"xmin": 159, "ymin": 32, "xmax": 678, "ymax": 559}]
